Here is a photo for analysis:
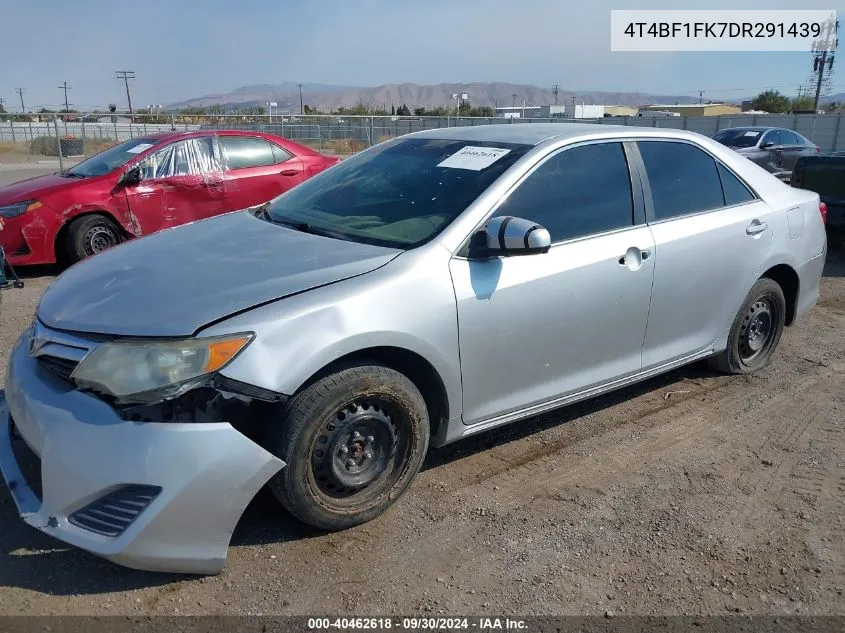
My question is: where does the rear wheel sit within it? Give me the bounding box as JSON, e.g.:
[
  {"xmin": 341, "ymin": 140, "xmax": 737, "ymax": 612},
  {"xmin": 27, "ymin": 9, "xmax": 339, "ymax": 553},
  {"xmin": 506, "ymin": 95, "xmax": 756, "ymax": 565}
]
[
  {"xmin": 709, "ymin": 277, "xmax": 786, "ymax": 375},
  {"xmin": 267, "ymin": 364, "xmax": 429, "ymax": 530},
  {"xmin": 66, "ymin": 214, "xmax": 122, "ymax": 263}
]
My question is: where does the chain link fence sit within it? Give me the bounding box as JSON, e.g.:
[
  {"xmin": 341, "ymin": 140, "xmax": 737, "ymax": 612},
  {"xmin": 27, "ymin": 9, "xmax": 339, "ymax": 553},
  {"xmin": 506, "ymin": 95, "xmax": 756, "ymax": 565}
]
[{"xmin": 1, "ymin": 112, "xmax": 843, "ymax": 174}]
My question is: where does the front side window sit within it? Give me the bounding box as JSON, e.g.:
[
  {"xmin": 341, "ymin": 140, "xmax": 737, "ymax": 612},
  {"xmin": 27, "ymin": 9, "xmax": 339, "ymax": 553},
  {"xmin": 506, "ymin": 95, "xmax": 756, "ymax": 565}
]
[
  {"xmin": 264, "ymin": 138, "xmax": 532, "ymax": 248},
  {"xmin": 637, "ymin": 141, "xmax": 724, "ymax": 220},
  {"xmin": 220, "ymin": 136, "xmax": 277, "ymax": 169},
  {"xmin": 761, "ymin": 130, "xmax": 782, "ymax": 147},
  {"xmin": 493, "ymin": 142, "xmax": 634, "ymax": 242},
  {"xmin": 138, "ymin": 137, "xmax": 219, "ymax": 180}
]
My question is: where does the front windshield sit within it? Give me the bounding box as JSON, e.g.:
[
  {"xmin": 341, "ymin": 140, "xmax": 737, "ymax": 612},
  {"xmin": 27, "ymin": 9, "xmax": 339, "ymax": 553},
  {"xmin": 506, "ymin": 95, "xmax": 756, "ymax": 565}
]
[
  {"xmin": 713, "ymin": 129, "xmax": 762, "ymax": 149},
  {"xmin": 66, "ymin": 137, "xmax": 160, "ymax": 177},
  {"xmin": 265, "ymin": 137, "xmax": 532, "ymax": 248}
]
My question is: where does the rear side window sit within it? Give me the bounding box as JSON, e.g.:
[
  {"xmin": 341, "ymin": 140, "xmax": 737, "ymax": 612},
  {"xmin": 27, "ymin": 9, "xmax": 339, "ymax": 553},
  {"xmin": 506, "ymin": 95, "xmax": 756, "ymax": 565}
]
[
  {"xmin": 717, "ymin": 163, "xmax": 755, "ymax": 206},
  {"xmin": 271, "ymin": 144, "xmax": 292, "ymax": 163},
  {"xmin": 220, "ymin": 136, "xmax": 275, "ymax": 169},
  {"xmin": 637, "ymin": 141, "xmax": 724, "ymax": 220},
  {"xmin": 780, "ymin": 130, "xmax": 800, "ymax": 145},
  {"xmin": 494, "ymin": 142, "xmax": 634, "ymax": 242}
]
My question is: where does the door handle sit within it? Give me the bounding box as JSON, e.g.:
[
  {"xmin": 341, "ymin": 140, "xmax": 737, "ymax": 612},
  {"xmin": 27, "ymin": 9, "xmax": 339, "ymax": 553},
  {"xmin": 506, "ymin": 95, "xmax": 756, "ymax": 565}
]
[
  {"xmin": 279, "ymin": 169, "xmax": 299, "ymax": 176},
  {"xmin": 618, "ymin": 247, "xmax": 651, "ymax": 269},
  {"xmin": 746, "ymin": 220, "xmax": 768, "ymax": 235}
]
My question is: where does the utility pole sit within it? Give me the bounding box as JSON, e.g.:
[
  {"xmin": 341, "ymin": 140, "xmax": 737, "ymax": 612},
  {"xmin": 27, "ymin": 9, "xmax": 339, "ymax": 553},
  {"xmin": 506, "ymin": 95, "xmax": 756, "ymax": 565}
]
[
  {"xmin": 15, "ymin": 88, "xmax": 25, "ymax": 113},
  {"xmin": 298, "ymin": 83, "xmax": 304, "ymax": 115},
  {"xmin": 811, "ymin": 17, "xmax": 838, "ymax": 111},
  {"xmin": 116, "ymin": 70, "xmax": 135, "ymax": 114},
  {"xmin": 512, "ymin": 93, "xmax": 517, "ymax": 107},
  {"xmin": 552, "ymin": 84, "xmax": 560, "ymax": 106},
  {"xmin": 58, "ymin": 81, "xmax": 71, "ymax": 112},
  {"xmin": 698, "ymin": 90, "xmax": 704, "ymax": 104}
]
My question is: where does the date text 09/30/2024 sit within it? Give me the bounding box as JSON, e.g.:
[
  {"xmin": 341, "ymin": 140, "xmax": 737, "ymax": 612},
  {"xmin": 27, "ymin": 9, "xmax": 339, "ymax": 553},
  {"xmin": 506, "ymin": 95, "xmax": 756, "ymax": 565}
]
[{"xmin": 307, "ymin": 618, "xmax": 528, "ymax": 630}]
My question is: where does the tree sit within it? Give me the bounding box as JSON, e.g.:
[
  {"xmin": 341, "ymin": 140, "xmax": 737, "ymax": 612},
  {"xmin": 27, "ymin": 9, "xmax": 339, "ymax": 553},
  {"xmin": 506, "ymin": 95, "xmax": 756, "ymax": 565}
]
[
  {"xmin": 414, "ymin": 107, "xmax": 427, "ymax": 116},
  {"xmin": 396, "ymin": 103, "xmax": 411, "ymax": 116},
  {"xmin": 303, "ymin": 104, "xmax": 317, "ymax": 114},
  {"xmin": 390, "ymin": 104, "xmax": 395, "ymax": 115},
  {"xmin": 751, "ymin": 90, "xmax": 790, "ymax": 113},
  {"xmin": 207, "ymin": 104, "xmax": 226, "ymax": 115},
  {"xmin": 824, "ymin": 101, "xmax": 840, "ymax": 113},
  {"xmin": 791, "ymin": 96, "xmax": 816, "ymax": 112}
]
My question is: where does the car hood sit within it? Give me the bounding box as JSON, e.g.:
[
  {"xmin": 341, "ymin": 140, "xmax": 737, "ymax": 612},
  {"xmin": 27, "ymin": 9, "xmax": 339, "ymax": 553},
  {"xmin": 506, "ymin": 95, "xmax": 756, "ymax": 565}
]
[
  {"xmin": 37, "ymin": 211, "xmax": 401, "ymax": 337},
  {"xmin": 0, "ymin": 173, "xmax": 85, "ymax": 205}
]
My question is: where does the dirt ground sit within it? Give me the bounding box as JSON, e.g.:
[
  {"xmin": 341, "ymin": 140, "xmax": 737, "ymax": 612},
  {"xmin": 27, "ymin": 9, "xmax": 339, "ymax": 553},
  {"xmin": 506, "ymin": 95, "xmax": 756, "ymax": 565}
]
[{"xmin": 0, "ymin": 250, "xmax": 843, "ymax": 617}]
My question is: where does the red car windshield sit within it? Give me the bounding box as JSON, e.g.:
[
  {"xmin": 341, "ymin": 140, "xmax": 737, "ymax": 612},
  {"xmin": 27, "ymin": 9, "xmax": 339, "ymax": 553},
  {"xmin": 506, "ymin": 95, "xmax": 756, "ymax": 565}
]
[{"xmin": 65, "ymin": 138, "xmax": 160, "ymax": 178}]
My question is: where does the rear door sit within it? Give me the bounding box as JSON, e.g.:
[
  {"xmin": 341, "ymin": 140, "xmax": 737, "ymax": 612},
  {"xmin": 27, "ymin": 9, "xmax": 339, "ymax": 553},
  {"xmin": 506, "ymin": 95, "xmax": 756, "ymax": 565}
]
[
  {"xmin": 635, "ymin": 140, "xmax": 773, "ymax": 369},
  {"xmin": 779, "ymin": 130, "xmax": 805, "ymax": 171},
  {"xmin": 124, "ymin": 136, "xmax": 226, "ymax": 233},
  {"xmin": 219, "ymin": 135, "xmax": 306, "ymax": 210}
]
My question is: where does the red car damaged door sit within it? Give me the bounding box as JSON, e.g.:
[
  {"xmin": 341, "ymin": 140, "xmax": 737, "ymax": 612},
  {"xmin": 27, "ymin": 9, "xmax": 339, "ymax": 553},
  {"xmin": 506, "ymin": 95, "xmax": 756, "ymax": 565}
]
[
  {"xmin": 218, "ymin": 135, "xmax": 307, "ymax": 210},
  {"xmin": 123, "ymin": 136, "xmax": 226, "ymax": 234}
]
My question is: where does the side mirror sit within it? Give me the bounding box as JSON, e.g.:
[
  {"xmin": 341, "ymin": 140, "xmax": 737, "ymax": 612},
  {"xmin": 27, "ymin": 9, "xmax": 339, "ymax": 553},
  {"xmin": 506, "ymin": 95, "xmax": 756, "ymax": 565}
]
[
  {"xmin": 759, "ymin": 142, "xmax": 775, "ymax": 149},
  {"xmin": 118, "ymin": 165, "xmax": 141, "ymax": 187},
  {"xmin": 469, "ymin": 216, "xmax": 552, "ymax": 258}
]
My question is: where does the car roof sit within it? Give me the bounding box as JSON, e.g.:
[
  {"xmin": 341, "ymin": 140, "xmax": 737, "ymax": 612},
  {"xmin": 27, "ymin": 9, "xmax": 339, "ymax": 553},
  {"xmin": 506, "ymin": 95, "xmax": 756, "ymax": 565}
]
[
  {"xmin": 132, "ymin": 129, "xmax": 321, "ymax": 155},
  {"xmin": 716, "ymin": 126, "xmax": 788, "ymax": 132},
  {"xmin": 409, "ymin": 123, "xmax": 634, "ymax": 146}
]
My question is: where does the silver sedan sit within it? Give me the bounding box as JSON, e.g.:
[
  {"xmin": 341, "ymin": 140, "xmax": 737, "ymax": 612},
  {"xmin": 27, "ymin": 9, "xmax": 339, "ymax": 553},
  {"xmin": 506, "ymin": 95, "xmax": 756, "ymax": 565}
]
[{"xmin": 1, "ymin": 123, "xmax": 828, "ymax": 573}]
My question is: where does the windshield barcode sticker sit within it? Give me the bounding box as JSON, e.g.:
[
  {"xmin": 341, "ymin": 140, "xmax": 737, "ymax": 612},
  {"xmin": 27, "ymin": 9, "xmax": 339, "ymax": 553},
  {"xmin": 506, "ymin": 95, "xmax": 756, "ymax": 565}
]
[
  {"xmin": 127, "ymin": 143, "xmax": 154, "ymax": 154},
  {"xmin": 438, "ymin": 146, "xmax": 511, "ymax": 171}
]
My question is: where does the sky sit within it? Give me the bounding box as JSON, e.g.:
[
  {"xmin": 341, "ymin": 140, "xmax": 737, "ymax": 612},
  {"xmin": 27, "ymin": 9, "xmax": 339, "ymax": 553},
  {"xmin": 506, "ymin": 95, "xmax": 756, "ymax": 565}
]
[{"xmin": 1, "ymin": 0, "xmax": 843, "ymax": 111}]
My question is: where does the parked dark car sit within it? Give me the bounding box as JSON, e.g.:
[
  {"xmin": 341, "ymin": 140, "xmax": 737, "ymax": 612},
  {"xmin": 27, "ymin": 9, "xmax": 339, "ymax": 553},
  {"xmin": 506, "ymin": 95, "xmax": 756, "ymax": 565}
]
[
  {"xmin": 0, "ymin": 131, "xmax": 340, "ymax": 265},
  {"xmin": 792, "ymin": 151, "xmax": 845, "ymax": 244},
  {"xmin": 713, "ymin": 127, "xmax": 819, "ymax": 181}
]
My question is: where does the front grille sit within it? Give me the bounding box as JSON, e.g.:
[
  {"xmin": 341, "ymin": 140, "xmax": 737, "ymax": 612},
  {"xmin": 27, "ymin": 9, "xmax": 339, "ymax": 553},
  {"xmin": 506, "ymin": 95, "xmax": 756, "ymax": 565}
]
[
  {"xmin": 37, "ymin": 355, "xmax": 79, "ymax": 383},
  {"xmin": 68, "ymin": 485, "xmax": 161, "ymax": 537},
  {"xmin": 9, "ymin": 417, "xmax": 42, "ymax": 501}
]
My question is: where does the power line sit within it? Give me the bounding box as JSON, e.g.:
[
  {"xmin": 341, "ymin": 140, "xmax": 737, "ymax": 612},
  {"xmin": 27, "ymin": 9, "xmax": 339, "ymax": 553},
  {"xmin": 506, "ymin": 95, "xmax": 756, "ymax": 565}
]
[
  {"xmin": 116, "ymin": 70, "xmax": 135, "ymax": 114},
  {"xmin": 58, "ymin": 81, "xmax": 71, "ymax": 112}
]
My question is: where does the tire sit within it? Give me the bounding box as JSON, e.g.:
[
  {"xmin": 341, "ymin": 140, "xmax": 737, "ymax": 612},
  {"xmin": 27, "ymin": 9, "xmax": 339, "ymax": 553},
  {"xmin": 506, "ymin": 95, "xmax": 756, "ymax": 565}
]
[
  {"xmin": 66, "ymin": 214, "xmax": 122, "ymax": 263},
  {"xmin": 267, "ymin": 363, "xmax": 430, "ymax": 531},
  {"xmin": 709, "ymin": 277, "xmax": 786, "ymax": 375}
]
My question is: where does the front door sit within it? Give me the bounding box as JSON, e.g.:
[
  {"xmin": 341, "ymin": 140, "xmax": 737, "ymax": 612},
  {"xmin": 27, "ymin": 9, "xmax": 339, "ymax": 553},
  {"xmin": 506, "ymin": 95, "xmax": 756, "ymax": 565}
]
[
  {"xmin": 450, "ymin": 141, "xmax": 655, "ymax": 426},
  {"xmin": 635, "ymin": 140, "xmax": 774, "ymax": 368},
  {"xmin": 124, "ymin": 136, "xmax": 225, "ymax": 233}
]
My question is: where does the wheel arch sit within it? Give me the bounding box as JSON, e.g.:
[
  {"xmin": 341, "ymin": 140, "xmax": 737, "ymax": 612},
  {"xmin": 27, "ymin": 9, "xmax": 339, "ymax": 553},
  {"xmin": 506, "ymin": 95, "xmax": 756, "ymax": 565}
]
[
  {"xmin": 54, "ymin": 210, "xmax": 130, "ymax": 262},
  {"xmin": 294, "ymin": 346, "xmax": 451, "ymax": 441},
  {"xmin": 761, "ymin": 263, "xmax": 799, "ymax": 326}
]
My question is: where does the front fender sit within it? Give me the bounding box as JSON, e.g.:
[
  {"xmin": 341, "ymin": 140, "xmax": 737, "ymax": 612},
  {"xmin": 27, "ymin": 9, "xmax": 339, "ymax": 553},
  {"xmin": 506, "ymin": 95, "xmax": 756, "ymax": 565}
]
[{"xmin": 200, "ymin": 248, "xmax": 462, "ymax": 422}]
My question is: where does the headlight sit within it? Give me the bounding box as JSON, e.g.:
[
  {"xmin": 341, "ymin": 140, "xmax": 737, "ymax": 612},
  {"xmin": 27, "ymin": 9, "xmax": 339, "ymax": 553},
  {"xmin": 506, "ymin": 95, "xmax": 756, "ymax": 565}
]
[
  {"xmin": 71, "ymin": 334, "xmax": 253, "ymax": 403},
  {"xmin": 0, "ymin": 200, "xmax": 42, "ymax": 218}
]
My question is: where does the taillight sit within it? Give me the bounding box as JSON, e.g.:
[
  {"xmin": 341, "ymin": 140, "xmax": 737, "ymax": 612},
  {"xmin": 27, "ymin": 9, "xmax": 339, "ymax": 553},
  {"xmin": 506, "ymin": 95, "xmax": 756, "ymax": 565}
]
[
  {"xmin": 815, "ymin": 146, "xmax": 820, "ymax": 153},
  {"xmin": 819, "ymin": 202, "xmax": 828, "ymax": 224}
]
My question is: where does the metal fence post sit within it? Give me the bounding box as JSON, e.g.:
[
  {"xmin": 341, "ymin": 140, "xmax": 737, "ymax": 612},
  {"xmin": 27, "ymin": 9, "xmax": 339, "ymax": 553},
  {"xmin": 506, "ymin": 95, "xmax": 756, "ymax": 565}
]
[
  {"xmin": 832, "ymin": 114, "xmax": 842, "ymax": 152},
  {"xmin": 81, "ymin": 120, "xmax": 86, "ymax": 155},
  {"xmin": 113, "ymin": 119, "xmax": 118, "ymax": 141},
  {"xmin": 370, "ymin": 116, "xmax": 375, "ymax": 147},
  {"xmin": 53, "ymin": 116, "xmax": 64, "ymax": 172}
]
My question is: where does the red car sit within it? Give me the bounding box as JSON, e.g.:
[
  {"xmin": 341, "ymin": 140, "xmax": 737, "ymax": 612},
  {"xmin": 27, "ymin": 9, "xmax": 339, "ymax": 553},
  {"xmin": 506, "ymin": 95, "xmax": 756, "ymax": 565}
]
[{"xmin": 0, "ymin": 130, "xmax": 340, "ymax": 265}]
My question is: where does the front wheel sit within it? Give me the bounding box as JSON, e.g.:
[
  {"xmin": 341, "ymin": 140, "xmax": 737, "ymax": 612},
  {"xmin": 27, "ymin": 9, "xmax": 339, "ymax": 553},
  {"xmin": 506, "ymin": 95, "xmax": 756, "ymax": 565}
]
[
  {"xmin": 66, "ymin": 214, "xmax": 123, "ymax": 263},
  {"xmin": 709, "ymin": 277, "xmax": 786, "ymax": 375},
  {"xmin": 267, "ymin": 364, "xmax": 430, "ymax": 530}
]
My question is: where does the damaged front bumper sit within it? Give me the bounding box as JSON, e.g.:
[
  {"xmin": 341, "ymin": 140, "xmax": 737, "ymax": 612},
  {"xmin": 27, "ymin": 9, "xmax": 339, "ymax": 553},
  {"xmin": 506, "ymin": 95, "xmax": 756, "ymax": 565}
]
[{"xmin": 0, "ymin": 337, "xmax": 285, "ymax": 574}]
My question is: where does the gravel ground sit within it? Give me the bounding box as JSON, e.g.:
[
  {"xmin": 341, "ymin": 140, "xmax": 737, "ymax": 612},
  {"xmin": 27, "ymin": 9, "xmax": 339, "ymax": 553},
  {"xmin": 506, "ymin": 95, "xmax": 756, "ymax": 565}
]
[{"xmin": 0, "ymin": 250, "xmax": 843, "ymax": 617}]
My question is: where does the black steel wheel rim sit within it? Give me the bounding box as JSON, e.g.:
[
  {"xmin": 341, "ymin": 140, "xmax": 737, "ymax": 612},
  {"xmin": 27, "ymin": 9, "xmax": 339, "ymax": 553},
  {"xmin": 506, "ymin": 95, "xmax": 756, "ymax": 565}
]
[
  {"xmin": 310, "ymin": 399, "xmax": 411, "ymax": 504},
  {"xmin": 85, "ymin": 225, "xmax": 118, "ymax": 255},
  {"xmin": 739, "ymin": 296, "xmax": 777, "ymax": 363}
]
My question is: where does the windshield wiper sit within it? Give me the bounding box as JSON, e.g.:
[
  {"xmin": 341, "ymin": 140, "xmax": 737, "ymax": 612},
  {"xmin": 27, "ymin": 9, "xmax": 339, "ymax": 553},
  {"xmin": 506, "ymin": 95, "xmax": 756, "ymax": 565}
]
[{"xmin": 272, "ymin": 216, "xmax": 354, "ymax": 242}]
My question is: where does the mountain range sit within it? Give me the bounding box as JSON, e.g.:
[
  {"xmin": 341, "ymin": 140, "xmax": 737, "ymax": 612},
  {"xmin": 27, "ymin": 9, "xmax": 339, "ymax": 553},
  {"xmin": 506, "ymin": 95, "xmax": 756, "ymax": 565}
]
[{"xmin": 167, "ymin": 82, "xmax": 708, "ymax": 112}]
